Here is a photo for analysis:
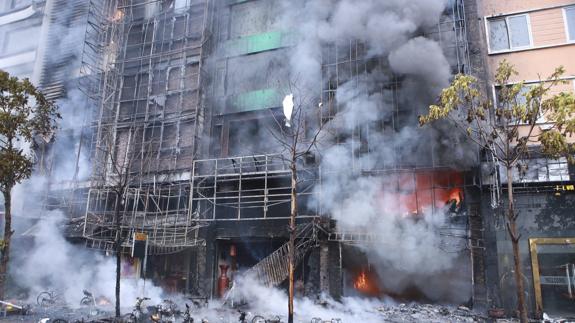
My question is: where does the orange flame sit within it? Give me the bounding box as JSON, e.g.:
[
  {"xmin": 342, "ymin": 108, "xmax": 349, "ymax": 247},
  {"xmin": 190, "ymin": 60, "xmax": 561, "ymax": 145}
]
[
  {"xmin": 353, "ymin": 269, "xmax": 380, "ymax": 296},
  {"xmin": 377, "ymin": 170, "xmax": 464, "ymax": 216},
  {"xmin": 112, "ymin": 10, "xmax": 124, "ymax": 22},
  {"xmin": 96, "ymin": 296, "xmax": 111, "ymax": 306},
  {"xmin": 354, "ymin": 270, "xmax": 368, "ymax": 291}
]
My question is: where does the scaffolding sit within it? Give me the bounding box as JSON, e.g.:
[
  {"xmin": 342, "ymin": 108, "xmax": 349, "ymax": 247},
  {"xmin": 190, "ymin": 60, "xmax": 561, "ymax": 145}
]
[
  {"xmin": 190, "ymin": 154, "xmax": 319, "ymax": 222},
  {"xmin": 188, "ymin": 0, "xmax": 475, "ymax": 223},
  {"xmin": 76, "ymin": 0, "xmax": 475, "ymax": 252},
  {"xmin": 319, "ymin": 0, "xmax": 472, "ymax": 172},
  {"xmin": 79, "ymin": 0, "xmax": 213, "ymax": 254}
]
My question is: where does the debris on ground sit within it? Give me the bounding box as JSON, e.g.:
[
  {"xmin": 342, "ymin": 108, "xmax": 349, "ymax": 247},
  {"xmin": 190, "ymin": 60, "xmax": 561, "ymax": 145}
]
[{"xmin": 375, "ymin": 303, "xmax": 487, "ymax": 322}]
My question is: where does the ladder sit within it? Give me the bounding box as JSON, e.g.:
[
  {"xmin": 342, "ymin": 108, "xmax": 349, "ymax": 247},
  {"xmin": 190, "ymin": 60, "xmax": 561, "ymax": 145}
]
[{"xmin": 244, "ymin": 222, "xmax": 318, "ymax": 287}]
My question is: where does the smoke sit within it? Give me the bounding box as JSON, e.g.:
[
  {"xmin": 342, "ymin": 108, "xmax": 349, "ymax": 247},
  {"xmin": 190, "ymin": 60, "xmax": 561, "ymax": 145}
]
[
  {"xmin": 11, "ymin": 210, "xmax": 164, "ymax": 308},
  {"xmin": 276, "ymin": 0, "xmax": 448, "ymax": 86},
  {"xmin": 389, "ymin": 37, "xmax": 451, "ymax": 92},
  {"xmin": 272, "ymin": 0, "xmax": 475, "ymax": 302},
  {"xmin": 230, "ymin": 274, "xmax": 388, "ymax": 322},
  {"xmin": 181, "ymin": 274, "xmax": 475, "ymax": 323},
  {"xmin": 4, "ymin": 0, "xmax": 155, "ymax": 309}
]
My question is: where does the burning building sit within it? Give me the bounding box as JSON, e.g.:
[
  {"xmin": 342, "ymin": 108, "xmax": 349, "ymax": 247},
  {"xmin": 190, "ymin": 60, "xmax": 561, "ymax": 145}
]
[
  {"xmin": 69, "ymin": 0, "xmax": 479, "ymax": 304},
  {"xmin": 4, "ymin": 0, "xmax": 575, "ymax": 319}
]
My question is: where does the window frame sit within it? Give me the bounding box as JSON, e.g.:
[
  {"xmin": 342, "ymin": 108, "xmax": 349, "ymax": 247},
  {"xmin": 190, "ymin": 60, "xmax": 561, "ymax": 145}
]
[
  {"xmin": 492, "ymin": 83, "xmax": 547, "ymax": 126},
  {"xmin": 563, "ymin": 6, "xmax": 575, "ymax": 43},
  {"xmin": 486, "ymin": 13, "xmax": 534, "ymax": 54}
]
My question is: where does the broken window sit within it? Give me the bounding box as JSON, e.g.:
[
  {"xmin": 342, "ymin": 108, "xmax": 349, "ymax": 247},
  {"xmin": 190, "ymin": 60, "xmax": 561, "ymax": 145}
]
[
  {"xmin": 134, "ymin": 100, "xmax": 147, "ymax": 117},
  {"xmin": 488, "ymin": 15, "xmax": 531, "ymax": 52},
  {"xmin": 185, "ymin": 63, "xmax": 199, "ymax": 89},
  {"xmin": 515, "ymin": 158, "xmax": 571, "ymax": 183},
  {"xmin": 174, "ymin": 16, "xmax": 187, "ymax": 39},
  {"xmin": 166, "ymin": 93, "xmax": 181, "ymax": 114},
  {"xmin": 215, "ymin": 65, "xmax": 227, "ymax": 96},
  {"xmin": 168, "ymin": 67, "xmax": 182, "ymax": 91},
  {"xmin": 152, "ymin": 69, "xmax": 167, "ymax": 95},
  {"xmin": 121, "ymin": 75, "xmax": 136, "ymax": 100},
  {"xmin": 136, "ymin": 73, "xmax": 149, "ymax": 99},
  {"xmin": 127, "ymin": 24, "xmax": 144, "ymax": 46},
  {"xmin": 182, "ymin": 91, "xmax": 198, "ymax": 112},
  {"xmin": 178, "ymin": 121, "xmax": 194, "ymax": 148},
  {"xmin": 566, "ymin": 6, "xmax": 575, "ymax": 42},
  {"xmin": 161, "ymin": 123, "xmax": 178, "ymax": 149},
  {"xmin": 119, "ymin": 102, "xmax": 135, "ymax": 119}
]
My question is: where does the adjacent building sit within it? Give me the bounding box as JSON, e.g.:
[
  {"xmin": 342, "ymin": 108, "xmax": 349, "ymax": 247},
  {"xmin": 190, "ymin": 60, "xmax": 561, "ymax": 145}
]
[{"xmin": 476, "ymin": 0, "xmax": 575, "ymax": 317}]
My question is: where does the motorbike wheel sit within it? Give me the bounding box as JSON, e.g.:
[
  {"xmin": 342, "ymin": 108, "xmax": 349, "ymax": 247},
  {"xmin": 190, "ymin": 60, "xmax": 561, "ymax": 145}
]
[
  {"xmin": 121, "ymin": 313, "xmax": 137, "ymax": 323},
  {"xmin": 80, "ymin": 296, "xmax": 92, "ymax": 307},
  {"xmin": 37, "ymin": 292, "xmax": 53, "ymax": 307},
  {"xmin": 251, "ymin": 315, "xmax": 266, "ymax": 323}
]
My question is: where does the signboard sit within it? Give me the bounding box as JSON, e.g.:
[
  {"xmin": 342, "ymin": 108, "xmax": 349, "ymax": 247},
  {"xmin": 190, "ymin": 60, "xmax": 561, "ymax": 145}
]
[{"xmin": 132, "ymin": 232, "xmax": 148, "ymax": 258}]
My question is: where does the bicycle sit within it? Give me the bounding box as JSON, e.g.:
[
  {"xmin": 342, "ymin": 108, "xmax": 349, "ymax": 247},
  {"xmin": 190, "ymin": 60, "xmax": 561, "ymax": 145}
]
[
  {"xmin": 251, "ymin": 315, "xmax": 281, "ymax": 323},
  {"xmin": 122, "ymin": 297, "xmax": 150, "ymax": 323},
  {"xmin": 80, "ymin": 289, "xmax": 96, "ymax": 307},
  {"xmin": 36, "ymin": 290, "xmax": 65, "ymax": 308},
  {"xmin": 181, "ymin": 304, "xmax": 193, "ymax": 323},
  {"xmin": 150, "ymin": 299, "xmax": 180, "ymax": 323},
  {"xmin": 310, "ymin": 319, "xmax": 342, "ymax": 323}
]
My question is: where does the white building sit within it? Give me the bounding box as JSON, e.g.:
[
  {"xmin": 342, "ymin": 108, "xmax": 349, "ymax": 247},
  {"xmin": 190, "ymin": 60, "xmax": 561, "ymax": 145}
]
[{"xmin": 0, "ymin": 0, "xmax": 46, "ymax": 79}]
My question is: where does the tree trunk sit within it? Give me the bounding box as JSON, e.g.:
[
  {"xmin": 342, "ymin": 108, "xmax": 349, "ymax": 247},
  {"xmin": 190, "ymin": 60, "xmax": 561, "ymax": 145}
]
[
  {"xmin": 0, "ymin": 189, "xmax": 13, "ymax": 300},
  {"xmin": 288, "ymin": 160, "xmax": 297, "ymax": 323},
  {"xmin": 506, "ymin": 166, "xmax": 528, "ymax": 323},
  {"xmin": 114, "ymin": 193, "xmax": 123, "ymax": 318}
]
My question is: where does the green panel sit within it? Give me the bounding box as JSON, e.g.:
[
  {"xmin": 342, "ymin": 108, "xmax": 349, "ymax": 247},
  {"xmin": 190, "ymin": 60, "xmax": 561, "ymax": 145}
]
[
  {"xmin": 227, "ymin": 88, "xmax": 282, "ymax": 113},
  {"xmin": 228, "ymin": 0, "xmax": 251, "ymax": 4},
  {"xmin": 224, "ymin": 31, "xmax": 293, "ymax": 57}
]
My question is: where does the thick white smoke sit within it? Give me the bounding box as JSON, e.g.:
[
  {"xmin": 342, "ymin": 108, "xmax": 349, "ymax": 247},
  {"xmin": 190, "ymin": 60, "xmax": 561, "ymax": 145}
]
[
  {"xmin": 5, "ymin": 0, "xmax": 159, "ymax": 310},
  {"xmin": 276, "ymin": 0, "xmax": 473, "ymax": 302},
  {"xmin": 277, "ymin": 0, "xmax": 449, "ymax": 87},
  {"xmin": 11, "ymin": 211, "xmax": 164, "ymax": 308}
]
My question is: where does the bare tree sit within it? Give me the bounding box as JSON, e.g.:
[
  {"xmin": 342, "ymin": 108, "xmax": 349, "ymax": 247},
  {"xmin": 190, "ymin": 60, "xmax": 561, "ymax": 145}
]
[
  {"xmin": 93, "ymin": 124, "xmax": 156, "ymax": 317},
  {"xmin": 420, "ymin": 60, "xmax": 575, "ymax": 322},
  {"xmin": 267, "ymin": 84, "xmax": 326, "ymax": 323}
]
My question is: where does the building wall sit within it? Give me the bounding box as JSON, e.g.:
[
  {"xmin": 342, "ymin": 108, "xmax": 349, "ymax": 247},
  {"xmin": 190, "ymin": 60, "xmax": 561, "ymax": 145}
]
[
  {"xmin": 0, "ymin": 0, "xmax": 45, "ymax": 78},
  {"xmin": 479, "ymin": 0, "xmax": 575, "ymax": 17},
  {"xmin": 476, "ymin": 0, "xmax": 575, "ymax": 316},
  {"xmin": 479, "ymin": 1, "xmax": 575, "ymax": 84}
]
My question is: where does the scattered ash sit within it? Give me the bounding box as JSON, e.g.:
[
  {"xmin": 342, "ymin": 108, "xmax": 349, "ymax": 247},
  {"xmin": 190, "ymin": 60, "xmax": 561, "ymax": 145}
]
[
  {"xmin": 375, "ymin": 303, "xmax": 487, "ymax": 322},
  {"xmin": 0, "ymin": 304, "xmax": 115, "ymax": 323},
  {"xmin": 0, "ymin": 302, "xmax": 490, "ymax": 323}
]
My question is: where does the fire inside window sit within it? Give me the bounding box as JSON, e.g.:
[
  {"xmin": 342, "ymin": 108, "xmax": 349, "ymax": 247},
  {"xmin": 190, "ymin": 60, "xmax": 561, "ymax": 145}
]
[{"xmin": 378, "ymin": 170, "xmax": 464, "ymax": 216}]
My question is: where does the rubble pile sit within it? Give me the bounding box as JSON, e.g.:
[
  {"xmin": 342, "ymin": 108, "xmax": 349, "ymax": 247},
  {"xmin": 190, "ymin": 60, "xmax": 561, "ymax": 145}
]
[{"xmin": 375, "ymin": 304, "xmax": 487, "ymax": 322}]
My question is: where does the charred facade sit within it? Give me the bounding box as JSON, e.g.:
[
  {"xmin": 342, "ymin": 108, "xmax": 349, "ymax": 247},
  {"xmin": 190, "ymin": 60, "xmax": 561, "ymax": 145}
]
[
  {"xmin": 12, "ymin": 0, "xmax": 573, "ymax": 317},
  {"xmin": 67, "ymin": 0, "xmax": 479, "ymax": 302}
]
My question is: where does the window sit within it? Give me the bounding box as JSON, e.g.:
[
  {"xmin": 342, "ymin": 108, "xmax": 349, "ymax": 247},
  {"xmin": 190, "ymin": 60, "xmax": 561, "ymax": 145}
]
[
  {"xmin": 488, "ymin": 15, "xmax": 532, "ymax": 52},
  {"xmin": 517, "ymin": 158, "xmax": 570, "ymax": 183},
  {"xmin": 495, "ymin": 84, "xmax": 546, "ymax": 124},
  {"xmin": 565, "ymin": 6, "xmax": 575, "ymax": 42},
  {"xmin": 2, "ymin": 26, "xmax": 40, "ymax": 55},
  {"xmin": 10, "ymin": 0, "xmax": 29, "ymax": 10}
]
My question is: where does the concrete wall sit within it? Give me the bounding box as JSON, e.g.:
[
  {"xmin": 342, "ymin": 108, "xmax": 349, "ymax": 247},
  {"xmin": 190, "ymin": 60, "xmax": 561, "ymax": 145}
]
[{"xmin": 482, "ymin": 190, "xmax": 575, "ymax": 315}]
